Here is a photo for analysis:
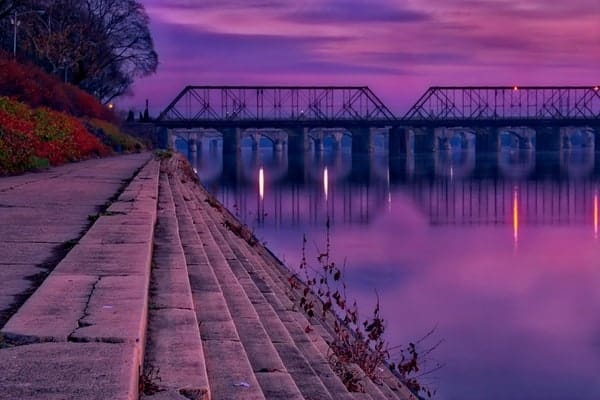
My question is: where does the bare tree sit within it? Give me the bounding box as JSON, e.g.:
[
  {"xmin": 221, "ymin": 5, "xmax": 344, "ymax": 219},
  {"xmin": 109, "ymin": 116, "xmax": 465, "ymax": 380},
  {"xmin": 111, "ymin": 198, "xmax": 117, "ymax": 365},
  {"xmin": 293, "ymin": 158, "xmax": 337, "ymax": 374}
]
[
  {"xmin": 11, "ymin": 0, "xmax": 158, "ymax": 103},
  {"xmin": 0, "ymin": 0, "xmax": 17, "ymax": 19},
  {"xmin": 77, "ymin": 0, "xmax": 158, "ymax": 102}
]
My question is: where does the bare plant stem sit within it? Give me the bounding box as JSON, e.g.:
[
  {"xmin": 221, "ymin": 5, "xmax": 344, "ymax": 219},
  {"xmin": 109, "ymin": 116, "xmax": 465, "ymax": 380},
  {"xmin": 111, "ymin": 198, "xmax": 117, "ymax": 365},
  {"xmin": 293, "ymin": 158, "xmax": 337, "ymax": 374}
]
[{"xmin": 288, "ymin": 217, "xmax": 439, "ymax": 398}]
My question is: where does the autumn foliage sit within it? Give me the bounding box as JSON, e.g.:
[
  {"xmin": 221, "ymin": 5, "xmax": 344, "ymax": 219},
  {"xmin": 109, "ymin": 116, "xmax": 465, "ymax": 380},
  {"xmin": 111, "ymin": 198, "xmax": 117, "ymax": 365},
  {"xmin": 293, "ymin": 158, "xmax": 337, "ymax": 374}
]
[
  {"xmin": 0, "ymin": 52, "xmax": 114, "ymax": 121},
  {"xmin": 0, "ymin": 97, "xmax": 109, "ymax": 175}
]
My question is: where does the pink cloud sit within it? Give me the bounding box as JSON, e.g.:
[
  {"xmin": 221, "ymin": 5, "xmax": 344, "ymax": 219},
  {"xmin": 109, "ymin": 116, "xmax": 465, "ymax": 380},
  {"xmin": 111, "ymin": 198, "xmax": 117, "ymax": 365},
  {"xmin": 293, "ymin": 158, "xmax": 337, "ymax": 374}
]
[{"xmin": 119, "ymin": 0, "xmax": 600, "ymax": 119}]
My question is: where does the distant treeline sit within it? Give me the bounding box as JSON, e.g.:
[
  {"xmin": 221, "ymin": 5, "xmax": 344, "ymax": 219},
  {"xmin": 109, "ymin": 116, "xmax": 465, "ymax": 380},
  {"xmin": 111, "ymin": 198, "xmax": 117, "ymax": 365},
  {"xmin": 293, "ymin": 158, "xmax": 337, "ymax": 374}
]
[{"xmin": 0, "ymin": 0, "xmax": 158, "ymax": 104}]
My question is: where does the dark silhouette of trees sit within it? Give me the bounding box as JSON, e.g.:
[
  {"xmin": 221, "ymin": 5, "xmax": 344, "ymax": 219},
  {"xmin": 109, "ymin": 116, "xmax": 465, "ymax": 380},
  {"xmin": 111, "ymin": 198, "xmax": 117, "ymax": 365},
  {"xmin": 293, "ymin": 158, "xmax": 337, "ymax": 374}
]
[
  {"xmin": 0, "ymin": 0, "xmax": 25, "ymax": 19},
  {"xmin": 0, "ymin": 0, "xmax": 157, "ymax": 103}
]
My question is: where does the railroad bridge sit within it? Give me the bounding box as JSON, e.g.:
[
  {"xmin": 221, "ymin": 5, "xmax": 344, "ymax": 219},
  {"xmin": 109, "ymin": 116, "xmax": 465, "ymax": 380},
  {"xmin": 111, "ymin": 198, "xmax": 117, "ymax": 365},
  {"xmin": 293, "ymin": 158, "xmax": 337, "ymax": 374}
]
[{"xmin": 154, "ymin": 86, "xmax": 600, "ymax": 155}]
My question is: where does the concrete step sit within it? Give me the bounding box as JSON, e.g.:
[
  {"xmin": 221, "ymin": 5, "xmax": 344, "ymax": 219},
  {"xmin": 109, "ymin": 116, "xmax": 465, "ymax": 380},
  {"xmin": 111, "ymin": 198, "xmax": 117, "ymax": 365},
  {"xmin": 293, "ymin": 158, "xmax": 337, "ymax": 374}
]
[
  {"xmin": 165, "ymin": 155, "xmax": 415, "ymax": 400},
  {"xmin": 243, "ymin": 253, "xmax": 415, "ymax": 400},
  {"xmin": 188, "ymin": 185, "xmax": 411, "ymax": 400},
  {"xmin": 167, "ymin": 169, "xmax": 268, "ymax": 400},
  {"xmin": 239, "ymin": 246, "xmax": 409, "ymax": 400},
  {"xmin": 141, "ymin": 170, "xmax": 210, "ymax": 400},
  {"xmin": 0, "ymin": 156, "xmax": 160, "ymax": 400},
  {"xmin": 178, "ymin": 181, "xmax": 357, "ymax": 400},
  {"xmin": 194, "ymin": 199, "xmax": 365, "ymax": 400},
  {"xmin": 174, "ymin": 178, "xmax": 317, "ymax": 400}
]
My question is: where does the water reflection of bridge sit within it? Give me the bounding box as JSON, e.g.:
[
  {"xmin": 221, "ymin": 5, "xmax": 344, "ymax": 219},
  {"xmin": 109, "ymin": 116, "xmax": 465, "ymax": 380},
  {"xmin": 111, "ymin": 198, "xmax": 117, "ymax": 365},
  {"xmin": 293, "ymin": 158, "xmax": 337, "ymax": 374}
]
[
  {"xmin": 412, "ymin": 179, "xmax": 598, "ymax": 227},
  {"xmin": 191, "ymin": 148, "xmax": 600, "ymax": 229}
]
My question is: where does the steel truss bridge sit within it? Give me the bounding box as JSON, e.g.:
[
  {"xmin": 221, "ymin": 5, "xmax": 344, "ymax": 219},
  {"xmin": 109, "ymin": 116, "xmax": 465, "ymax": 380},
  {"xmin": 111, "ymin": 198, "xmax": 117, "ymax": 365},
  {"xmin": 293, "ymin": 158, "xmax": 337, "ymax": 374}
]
[
  {"xmin": 155, "ymin": 85, "xmax": 600, "ymax": 154},
  {"xmin": 403, "ymin": 86, "xmax": 600, "ymax": 126},
  {"xmin": 158, "ymin": 85, "xmax": 600, "ymax": 126},
  {"xmin": 157, "ymin": 86, "xmax": 395, "ymax": 128}
]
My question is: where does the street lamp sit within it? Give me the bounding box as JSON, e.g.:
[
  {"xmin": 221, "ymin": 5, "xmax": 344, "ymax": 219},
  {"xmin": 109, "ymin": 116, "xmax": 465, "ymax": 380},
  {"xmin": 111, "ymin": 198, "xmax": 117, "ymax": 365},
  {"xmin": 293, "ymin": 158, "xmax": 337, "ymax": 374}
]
[{"xmin": 10, "ymin": 10, "xmax": 45, "ymax": 58}]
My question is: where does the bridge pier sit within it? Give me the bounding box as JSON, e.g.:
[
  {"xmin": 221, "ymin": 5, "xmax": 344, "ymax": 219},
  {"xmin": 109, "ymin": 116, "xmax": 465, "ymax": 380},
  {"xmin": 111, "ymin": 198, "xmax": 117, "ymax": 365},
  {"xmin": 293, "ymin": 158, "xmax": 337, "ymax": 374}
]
[
  {"xmin": 331, "ymin": 132, "xmax": 344, "ymax": 151},
  {"xmin": 169, "ymin": 130, "xmax": 177, "ymax": 151},
  {"xmin": 250, "ymin": 133, "xmax": 260, "ymax": 151},
  {"xmin": 350, "ymin": 127, "xmax": 374, "ymax": 155},
  {"xmin": 475, "ymin": 128, "xmax": 498, "ymax": 153},
  {"xmin": 274, "ymin": 139, "xmax": 284, "ymax": 153},
  {"xmin": 536, "ymin": 127, "xmax": 561, "ymax": 152},
  {"xmin": 222, "ymin": 128, "xmax": 243, "ymax": 155},
  {"xmin": 209, "ymin": 139, "xmax": 219, "ymax": 154},
  {"xmin": 157, "ymin": 127, "xmax": 169, "ymax": 149},
  {"xmin": 287, "ymin": 127, "xmax": 310, "ymax": 154},
  {"xmin": 389, "ymin": 127, "xmax": 411, "ymax": 157},
  {"xmin": 188, "ymin": 132, "xmax": 199, "ymax": 154},
  {"xmin": 314, "ymin": 138, "xmax": 324, "ymax": 153},
  {"xmin": 413, "ymin": 128, "xmax": 435, "ymax": 153},
  {"xmin": 350, "ymin": 153, "xmax": 373, "ymax": 183},
  {"xmin": 287, "ymin": 153, "xmax": 309, "ymax": 183}
]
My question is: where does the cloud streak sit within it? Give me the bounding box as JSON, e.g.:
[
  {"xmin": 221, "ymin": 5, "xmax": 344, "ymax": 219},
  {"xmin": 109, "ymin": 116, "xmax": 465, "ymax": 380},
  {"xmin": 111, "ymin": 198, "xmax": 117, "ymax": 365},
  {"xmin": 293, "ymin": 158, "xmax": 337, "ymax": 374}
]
[{"xmin": 122, "ymin": 0, "xmax": 600, "ymax": 114}]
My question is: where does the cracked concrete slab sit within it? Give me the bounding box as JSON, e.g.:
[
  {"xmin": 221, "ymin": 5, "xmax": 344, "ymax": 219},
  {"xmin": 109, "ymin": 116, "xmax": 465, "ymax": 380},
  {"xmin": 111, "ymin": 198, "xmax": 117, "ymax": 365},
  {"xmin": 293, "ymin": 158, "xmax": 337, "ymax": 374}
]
[
  {"xmin": 0, "ymin": 153, "xmax": 152, "ymax": 327},
  {"xmin": 1, "ymin": 155, "xmax": 159, "ymax": 400},
  {"xmin": 71, "ymin": 275, "xmax": 149, "ymax": 344},
  {"xmin": 1, "ymin": 274, "xmax": 98, "ymax": 344}
]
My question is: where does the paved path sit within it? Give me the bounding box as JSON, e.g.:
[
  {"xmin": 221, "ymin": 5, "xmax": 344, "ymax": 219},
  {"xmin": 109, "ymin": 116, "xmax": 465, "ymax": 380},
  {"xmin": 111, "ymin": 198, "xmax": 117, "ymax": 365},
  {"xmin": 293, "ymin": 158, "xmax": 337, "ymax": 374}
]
[
  {"xmin": 0, "ymin": 154, "xmax": 159, "ymax": 400},
  {"xmin": 0, "ymin": 154, "xmax": 152, "ymax": 327}
]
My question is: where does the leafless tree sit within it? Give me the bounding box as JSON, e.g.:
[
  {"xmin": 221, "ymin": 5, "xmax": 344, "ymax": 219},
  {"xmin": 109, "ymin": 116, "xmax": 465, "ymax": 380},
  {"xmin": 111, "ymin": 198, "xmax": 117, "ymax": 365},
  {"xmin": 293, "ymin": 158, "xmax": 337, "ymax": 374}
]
[{"xmin": 6, "ymin": 0, "xmax": 158, "ymax": 103}]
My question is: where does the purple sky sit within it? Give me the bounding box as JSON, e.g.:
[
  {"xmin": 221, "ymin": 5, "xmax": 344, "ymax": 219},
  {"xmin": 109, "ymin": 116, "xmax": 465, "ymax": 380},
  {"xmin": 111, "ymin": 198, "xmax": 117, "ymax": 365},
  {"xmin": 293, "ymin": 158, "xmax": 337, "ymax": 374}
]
[{"xmin": 120, "ymin": 0, "xmax": 600, "ymax": 115}]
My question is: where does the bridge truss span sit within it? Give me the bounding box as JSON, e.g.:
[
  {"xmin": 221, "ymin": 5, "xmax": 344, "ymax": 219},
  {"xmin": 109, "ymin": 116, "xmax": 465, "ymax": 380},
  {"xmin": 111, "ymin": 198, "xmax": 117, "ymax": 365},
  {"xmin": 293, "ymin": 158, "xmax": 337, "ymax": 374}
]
[
  {"xmin": 403, "ymin": 86, "xmax": 600, "ymax": 123},
  {"xmin": 157, "ymin": 86, "xmax": 396, "ymax": 126}
]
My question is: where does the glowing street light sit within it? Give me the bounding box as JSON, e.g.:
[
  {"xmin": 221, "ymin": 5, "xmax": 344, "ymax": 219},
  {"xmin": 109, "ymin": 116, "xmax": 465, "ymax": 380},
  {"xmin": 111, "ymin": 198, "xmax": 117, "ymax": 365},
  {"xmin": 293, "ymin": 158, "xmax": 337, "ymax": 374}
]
[{"xmin": 513, "ymin": 86, "xmax": 519, "ymax": 91}]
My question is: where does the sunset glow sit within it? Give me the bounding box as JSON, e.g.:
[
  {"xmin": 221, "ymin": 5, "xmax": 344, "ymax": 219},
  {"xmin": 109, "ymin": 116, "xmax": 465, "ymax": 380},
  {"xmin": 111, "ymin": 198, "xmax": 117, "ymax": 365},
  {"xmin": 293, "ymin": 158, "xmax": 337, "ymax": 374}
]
[{"xmin": 121, "ymin": 0, "xmax": 600, "ymax": 113}]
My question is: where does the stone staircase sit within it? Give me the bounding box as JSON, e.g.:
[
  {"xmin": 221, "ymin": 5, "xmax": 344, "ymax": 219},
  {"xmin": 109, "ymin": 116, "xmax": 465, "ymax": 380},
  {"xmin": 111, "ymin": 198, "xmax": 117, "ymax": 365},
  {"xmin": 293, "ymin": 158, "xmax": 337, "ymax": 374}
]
[{"xmin": 143, "ymin": 156, "xmax": 417, "ymax": 400}]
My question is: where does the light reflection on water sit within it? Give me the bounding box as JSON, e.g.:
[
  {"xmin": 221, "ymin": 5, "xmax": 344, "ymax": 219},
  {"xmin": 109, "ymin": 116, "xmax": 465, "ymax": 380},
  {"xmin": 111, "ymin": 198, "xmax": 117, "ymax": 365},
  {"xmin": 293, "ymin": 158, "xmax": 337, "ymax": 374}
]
[{"xmin": 187, "ymin": 144, "xmax": 600, "ymax": 400}]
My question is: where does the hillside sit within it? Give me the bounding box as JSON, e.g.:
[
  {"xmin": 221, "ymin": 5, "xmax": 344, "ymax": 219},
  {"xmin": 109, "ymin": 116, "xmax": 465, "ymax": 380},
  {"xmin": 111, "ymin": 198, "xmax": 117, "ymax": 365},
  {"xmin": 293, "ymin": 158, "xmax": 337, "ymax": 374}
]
[{"xmin": 0, "ymin": 54, "xmax": 145, "ymax": 175}]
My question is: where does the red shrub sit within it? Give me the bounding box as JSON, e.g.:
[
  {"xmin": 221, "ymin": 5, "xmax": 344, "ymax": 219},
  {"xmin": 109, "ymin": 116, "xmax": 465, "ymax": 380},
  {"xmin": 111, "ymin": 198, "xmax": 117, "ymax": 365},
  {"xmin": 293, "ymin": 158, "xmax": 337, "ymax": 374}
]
[
  {"xmin": 0, "ymin": 97, "xmax": 110, "ymax": 174},
  {"xmin": 0, "ymin": 52, "xmax": 114, "ymax": 121}
]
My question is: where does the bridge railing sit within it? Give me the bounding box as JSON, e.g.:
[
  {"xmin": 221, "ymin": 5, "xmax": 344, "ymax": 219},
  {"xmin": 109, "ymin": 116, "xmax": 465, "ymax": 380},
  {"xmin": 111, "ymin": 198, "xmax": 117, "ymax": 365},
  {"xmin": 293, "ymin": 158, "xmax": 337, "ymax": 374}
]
[
  {"xmin": 157, "ymin": 86, "xmax": 397, "ymax": 123},
  {"xmin": 403, "ymin": 86, "xmax": 600, "ymax": 121}
]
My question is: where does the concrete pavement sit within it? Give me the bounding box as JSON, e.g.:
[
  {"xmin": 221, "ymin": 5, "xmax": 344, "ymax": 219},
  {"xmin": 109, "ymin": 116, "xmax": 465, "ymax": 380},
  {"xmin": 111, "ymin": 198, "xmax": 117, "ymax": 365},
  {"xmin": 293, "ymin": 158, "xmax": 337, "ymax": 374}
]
[
  {"xmin": 0, "ymin": 153, "xmax": 152, "ymax": 327},
  {"xmin": 0, "ymin": 154, "xmax": 159, "ymax": 400}
]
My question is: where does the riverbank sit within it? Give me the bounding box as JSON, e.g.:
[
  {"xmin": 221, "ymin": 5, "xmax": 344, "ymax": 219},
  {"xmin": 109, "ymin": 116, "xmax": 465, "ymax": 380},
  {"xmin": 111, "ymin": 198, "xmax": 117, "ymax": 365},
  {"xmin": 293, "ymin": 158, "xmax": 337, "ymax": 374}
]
[{"xmin": 0, "ymin": 153, "xmax": 415, "ymax": 400}]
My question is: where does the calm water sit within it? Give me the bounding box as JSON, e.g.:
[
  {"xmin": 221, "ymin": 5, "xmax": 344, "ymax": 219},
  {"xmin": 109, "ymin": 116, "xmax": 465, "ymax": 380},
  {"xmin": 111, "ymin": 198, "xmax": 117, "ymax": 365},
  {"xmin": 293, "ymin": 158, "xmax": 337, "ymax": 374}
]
[{"xmin": 185, "ymin": 142, "xmax": 600, "ymax": 400}]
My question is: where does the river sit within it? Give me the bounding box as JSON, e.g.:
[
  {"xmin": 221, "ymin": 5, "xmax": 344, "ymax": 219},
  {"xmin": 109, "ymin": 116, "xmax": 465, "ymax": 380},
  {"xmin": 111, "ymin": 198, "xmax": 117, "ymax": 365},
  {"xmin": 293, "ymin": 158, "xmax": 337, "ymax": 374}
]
[{"xmin": 184, "ymin": 141, "xmax": 600, "ymax": 400}]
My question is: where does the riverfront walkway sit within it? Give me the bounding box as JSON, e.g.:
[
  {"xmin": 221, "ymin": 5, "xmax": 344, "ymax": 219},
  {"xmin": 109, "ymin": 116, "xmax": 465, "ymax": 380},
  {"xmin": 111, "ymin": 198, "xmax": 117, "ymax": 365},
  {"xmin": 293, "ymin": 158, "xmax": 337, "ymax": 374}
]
[{"xmin": 0, "ymin": 153, "xmax": 415, "ymax": 400}]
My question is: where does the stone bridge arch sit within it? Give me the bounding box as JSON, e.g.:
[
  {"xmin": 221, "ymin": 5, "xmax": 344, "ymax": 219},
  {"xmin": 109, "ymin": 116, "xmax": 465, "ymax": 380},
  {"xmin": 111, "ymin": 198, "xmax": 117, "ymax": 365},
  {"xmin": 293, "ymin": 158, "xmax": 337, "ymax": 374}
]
[
  {"xmin": 561, "ymin": 127, "xmax": 595, "ymax": 149},
  {"xmin": 498, "ymin": 127, "xmax": 536, "ymax": 150},
  {"xmin": 434, "ymin": 127, "xmax": 476, "ymax": 151}
]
